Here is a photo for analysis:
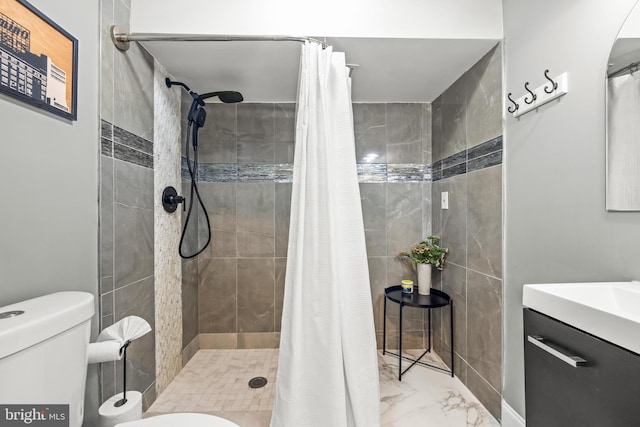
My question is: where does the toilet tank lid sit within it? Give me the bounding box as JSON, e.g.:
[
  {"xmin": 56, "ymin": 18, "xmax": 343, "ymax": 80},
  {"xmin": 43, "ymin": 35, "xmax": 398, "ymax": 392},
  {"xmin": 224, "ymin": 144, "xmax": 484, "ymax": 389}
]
[{"xmin": 0, "ymin": 292, "xmax": 94, "ymax": 360}]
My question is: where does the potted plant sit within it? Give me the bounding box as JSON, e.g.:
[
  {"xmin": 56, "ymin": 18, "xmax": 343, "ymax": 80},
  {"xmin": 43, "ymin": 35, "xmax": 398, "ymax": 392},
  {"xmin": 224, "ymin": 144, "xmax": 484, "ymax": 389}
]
[{"xmin": 398, "ymin": 236, "xmax": 448, "ymax": 295}]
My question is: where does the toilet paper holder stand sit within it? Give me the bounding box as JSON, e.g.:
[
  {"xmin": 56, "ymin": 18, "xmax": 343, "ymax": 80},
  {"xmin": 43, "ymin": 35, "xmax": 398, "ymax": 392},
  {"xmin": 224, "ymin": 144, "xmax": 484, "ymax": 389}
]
[{"xmin": 114, "ymin": 340, "xmax": 132, "ymax": 408}]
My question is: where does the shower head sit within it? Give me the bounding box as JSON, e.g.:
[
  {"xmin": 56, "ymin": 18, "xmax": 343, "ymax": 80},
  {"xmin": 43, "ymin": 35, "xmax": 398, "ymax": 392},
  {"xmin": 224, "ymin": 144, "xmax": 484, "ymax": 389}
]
[{"xmin": 199, "ymin": 91, "xmax": 244, "ymax": 104}]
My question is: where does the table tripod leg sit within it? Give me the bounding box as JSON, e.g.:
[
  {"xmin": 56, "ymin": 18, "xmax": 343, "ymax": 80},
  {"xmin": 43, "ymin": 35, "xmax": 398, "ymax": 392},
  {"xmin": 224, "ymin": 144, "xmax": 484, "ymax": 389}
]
[
  {"xmin": 383, "ymin": 296, "xmax": 387, "ymax": 355},
  {"xmin": 399, "ymin": 304, "xmax": 403, "ymax": 381},
  {"xmin": 428, "ymin": 308, "xmax": 432, "ymax": 352},
  {"xmin": 450, "ymin": 299, "xmax": 454, "ymax": 377}
]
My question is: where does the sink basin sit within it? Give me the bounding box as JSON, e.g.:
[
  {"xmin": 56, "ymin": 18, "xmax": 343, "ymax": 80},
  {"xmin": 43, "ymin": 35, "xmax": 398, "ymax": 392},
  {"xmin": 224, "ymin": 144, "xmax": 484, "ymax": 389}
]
[{"xmin": 523, "ymin": 281, "xmax": 640, "ymax": 355}]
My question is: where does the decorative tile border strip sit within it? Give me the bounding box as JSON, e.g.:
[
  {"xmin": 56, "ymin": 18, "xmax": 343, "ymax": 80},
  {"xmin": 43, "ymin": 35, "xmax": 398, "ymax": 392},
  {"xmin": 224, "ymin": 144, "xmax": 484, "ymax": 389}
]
[
  {"xmin": 180, "ymin": 135, "xmax": 502, "ymax": 183},
  {"xmin": 432, "ymin": 135, "xmax": 502, "ymax": 182},
  {"xmin": 100, "ymin": 120, "xmax": 154, "ymax": 169}
]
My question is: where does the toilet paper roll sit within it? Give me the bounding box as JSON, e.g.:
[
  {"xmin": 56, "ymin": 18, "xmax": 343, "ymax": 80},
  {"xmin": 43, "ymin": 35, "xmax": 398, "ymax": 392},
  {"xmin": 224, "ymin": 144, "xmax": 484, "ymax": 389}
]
[
  {"xmin": 88, "ymin": 340, "xmax": 123, "ymax": 364},
  {"xmin": 98, "ymin": 391, "xmax": 142, "ymax": 427}
]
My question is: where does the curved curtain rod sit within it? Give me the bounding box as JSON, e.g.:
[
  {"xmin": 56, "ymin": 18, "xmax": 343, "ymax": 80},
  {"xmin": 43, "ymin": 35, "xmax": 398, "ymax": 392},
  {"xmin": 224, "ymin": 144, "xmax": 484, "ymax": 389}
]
[
  {"xmin": 608, "ymin": 61, "xmax": 640, "ymax": 79},
  {"xmin": 110, "ymin": 25, "xmax": 328, "ymax": 52}
]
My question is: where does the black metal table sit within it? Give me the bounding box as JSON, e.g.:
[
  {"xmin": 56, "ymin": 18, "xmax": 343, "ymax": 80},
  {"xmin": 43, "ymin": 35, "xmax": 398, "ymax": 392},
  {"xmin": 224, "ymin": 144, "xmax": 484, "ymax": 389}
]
[{"xmin": 383, "ymin": 285, "xmax": 454, "ymax": 380}]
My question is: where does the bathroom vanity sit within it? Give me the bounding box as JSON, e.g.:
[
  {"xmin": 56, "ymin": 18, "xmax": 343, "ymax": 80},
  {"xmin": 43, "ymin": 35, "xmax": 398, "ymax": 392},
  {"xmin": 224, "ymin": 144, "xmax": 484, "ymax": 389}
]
[{"xmin": 523, "ymin": 282, "xmax": 640, "ymax": 427}]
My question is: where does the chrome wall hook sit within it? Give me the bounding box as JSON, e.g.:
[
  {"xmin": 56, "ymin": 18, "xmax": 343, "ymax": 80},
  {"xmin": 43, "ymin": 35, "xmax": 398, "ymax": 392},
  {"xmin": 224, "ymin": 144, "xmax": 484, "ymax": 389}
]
[
  {"xmin": 544, "ymin": 69, "xmax": 558, "ymax": 94},
  {"xmin": 524, "ymin": 82, "xmax": 537, "ymax": 105},
  {"xmin": 507, "ymin": 93, "xmax": 519, "ymax": 113}
]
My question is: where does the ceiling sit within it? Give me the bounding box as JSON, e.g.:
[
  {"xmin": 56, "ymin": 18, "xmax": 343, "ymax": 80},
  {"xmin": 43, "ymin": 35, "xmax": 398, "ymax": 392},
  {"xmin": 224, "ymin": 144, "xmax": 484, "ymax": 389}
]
[{"xmin": 141, "ymin": 37, "xmax": 499, "ymax": 103}]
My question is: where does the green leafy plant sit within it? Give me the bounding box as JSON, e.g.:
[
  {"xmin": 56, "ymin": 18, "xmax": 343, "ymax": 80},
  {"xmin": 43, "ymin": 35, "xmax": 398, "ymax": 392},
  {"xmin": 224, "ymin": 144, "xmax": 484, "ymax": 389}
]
[{"xmin": 398, "ymin": 236, "xmax": 449, "ymax": 270}]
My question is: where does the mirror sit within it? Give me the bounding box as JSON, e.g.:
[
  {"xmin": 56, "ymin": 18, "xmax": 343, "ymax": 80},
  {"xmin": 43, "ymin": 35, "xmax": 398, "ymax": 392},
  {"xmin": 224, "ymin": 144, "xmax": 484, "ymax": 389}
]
[{"xmin": 606, "ymin": 1, "xmax": 640, "ymax": 211}]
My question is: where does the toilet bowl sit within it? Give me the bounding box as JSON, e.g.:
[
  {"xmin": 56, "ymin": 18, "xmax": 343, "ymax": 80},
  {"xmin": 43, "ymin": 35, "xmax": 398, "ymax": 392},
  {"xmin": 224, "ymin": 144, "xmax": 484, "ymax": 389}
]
[
  {"xmin": 0, "ymin": 292, "xmax": 239, "ymax": 427},
  {"xmin": 116, "ymin": 413, "xmax": 239, "ymax": 427}
]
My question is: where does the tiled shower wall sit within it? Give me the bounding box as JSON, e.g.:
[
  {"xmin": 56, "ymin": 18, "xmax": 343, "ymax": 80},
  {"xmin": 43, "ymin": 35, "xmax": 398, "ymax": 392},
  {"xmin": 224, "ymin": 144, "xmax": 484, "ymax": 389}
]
[
  {"xmin": 431, "ymin": 44, "xmax": 503, "ymax": 420},
  {"xmin": 100, "ymin": 0, "xmax": 157, "ymax": 409},
  {"xmin": 186, "ymin": 102, "xmax": 434, "ymax": 350}
]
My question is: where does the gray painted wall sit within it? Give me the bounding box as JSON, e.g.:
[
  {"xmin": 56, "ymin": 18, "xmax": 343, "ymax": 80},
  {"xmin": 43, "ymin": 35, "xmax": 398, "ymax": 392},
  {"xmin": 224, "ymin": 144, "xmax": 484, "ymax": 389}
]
[
  {"xmin": 503, "ymin": 0, "xmax": 640, "ymax": 419},
  {"xmin": 0, "ymin": 0, "xmax": 100, "ymax": 425}
]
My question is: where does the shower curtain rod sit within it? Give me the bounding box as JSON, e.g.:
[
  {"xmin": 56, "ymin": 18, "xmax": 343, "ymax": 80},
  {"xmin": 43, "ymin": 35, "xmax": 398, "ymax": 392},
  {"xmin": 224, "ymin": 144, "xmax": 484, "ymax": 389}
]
[{"xmin": 110, "ymin": 25, "xmax": 328, "ymax": 52}]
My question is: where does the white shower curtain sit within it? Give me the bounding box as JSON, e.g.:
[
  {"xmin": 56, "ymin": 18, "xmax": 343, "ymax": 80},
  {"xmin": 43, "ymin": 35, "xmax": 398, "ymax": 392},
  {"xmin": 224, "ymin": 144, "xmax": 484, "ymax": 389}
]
[
  {"xmin": 271, "ymin": 42, "xmax": 380, "ymax": 427},
  {"xmin": 607, "ymin": 73, "xmax": 640, "ymax": 209}
]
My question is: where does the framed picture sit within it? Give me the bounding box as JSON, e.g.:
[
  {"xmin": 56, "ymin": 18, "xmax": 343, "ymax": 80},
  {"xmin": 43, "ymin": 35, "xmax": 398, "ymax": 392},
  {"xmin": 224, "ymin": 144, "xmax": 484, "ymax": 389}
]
[{"xmin": 0, "ymin": 0, "xmax": 78, "ymax": 120}]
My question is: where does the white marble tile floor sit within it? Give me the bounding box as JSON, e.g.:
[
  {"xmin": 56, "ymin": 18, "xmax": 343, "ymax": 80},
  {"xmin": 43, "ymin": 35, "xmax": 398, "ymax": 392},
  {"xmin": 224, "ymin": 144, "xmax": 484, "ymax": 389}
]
[{"xmin": 147, "ymin": 348, "xmax": 499, "ymax": 427}]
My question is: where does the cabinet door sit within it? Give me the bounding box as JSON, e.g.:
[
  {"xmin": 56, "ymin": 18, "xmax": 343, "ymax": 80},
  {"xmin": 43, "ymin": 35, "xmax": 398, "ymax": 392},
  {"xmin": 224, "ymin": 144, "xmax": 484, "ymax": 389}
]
[{"xmin": 524, "ymin": 308, "xmax": 640, "ymax": 427}]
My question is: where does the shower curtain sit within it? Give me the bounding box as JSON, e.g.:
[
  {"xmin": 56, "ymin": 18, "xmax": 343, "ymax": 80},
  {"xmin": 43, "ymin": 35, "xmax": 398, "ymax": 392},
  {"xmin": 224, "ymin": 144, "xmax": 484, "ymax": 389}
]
[
  {"xmin": 271, "ymin": 42, "xmax": 380, "ymax": 427},
  {"xmin": 607, "ymin": 73, "xmax": 640, "ymax": 209}
]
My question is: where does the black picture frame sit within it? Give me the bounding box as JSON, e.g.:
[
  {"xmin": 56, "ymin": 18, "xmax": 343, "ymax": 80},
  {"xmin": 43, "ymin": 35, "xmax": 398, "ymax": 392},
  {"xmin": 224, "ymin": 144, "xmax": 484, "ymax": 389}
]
[{"xmin": 0, "ymin": 0, "xmax": 78, "ymax": 120}]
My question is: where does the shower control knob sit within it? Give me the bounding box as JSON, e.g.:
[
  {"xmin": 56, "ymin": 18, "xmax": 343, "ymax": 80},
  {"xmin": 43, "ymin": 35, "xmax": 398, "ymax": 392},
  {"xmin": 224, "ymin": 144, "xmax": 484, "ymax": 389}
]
[{"xmin": 162, "ymin": 186, "xmax": 185, "ymax": 213}]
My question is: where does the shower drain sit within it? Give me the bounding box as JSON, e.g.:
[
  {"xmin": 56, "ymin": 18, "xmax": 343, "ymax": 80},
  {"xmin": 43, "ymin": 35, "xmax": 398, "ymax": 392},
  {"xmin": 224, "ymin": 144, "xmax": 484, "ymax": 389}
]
[{"xmin": 248, "ymin": 376, "xmax": 268, "ymax": 389}]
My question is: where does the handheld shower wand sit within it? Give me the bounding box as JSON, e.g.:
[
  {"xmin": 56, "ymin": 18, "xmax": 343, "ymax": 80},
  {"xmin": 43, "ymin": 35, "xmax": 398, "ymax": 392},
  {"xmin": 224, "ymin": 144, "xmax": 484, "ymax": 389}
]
[{"xmin": 165, "ymin": 78, "xmax": 243, "ymax": 258}]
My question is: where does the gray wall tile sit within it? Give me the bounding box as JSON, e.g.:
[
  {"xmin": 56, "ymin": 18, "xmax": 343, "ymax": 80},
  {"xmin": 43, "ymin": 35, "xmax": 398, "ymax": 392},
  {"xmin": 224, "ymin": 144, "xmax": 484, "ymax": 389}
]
[
  {"xmin": 466, "ymin": 44, "xmax": 502, "ymax": 148},
  {"xmin": 199, "ymin": 258, "xmax": 237, "ymax": 333},
  {"xmin": 367, "ymin": 257, "xmax": 387, "ymax": 333},
  {"xmin": 440, "ymin": 76, "xmax": 467, "ymax": 159},
  {"xmin": 113, "ymin": 35, "xmax": 154, "ymax": 141},
  {"xmin": 442, "ymin": 263, "xmax": 467, "ymax": 362},
  {"xmin": 467, "ymin": 166, "xmax": 502, "ymax": 278},
  {"xmin": 199, "ymin": 182, "xmax": 237, "ymax": 258},
  {"xmin": 431, "ymin": 98, "xmax": 443, "ymax": 162},
  {"xmin": 237, "ymin": 183, "xmax": 275, "ymax": 257},
  {"xmin": 115, "ymin": 159, "xmax": 154, "ymax": 209},
  {"xmin": 237, "ymin": 103, "xmax": 274, "ymax": 142},
  {"xmin": 274, "ymin": 103, "xmax": 295, "ymax": 143},
  {"xmin": 353, "ymin": 103, "xmax": 386, "ymax": 164},
  {"xmin": 386, "ymin": 183, "xmax": 422, "ymax": 257},
  {"xmin": 440, "ymin": 175, "xmax": 467, "ymax": 267},
  {"xmin": 100, "ymin": 156, "xmax": 114, "ymax": 284},
  {"xmin": 237, "ymin": 141, "xmax": 275, "ymax": 164},
  {"xmin": 237, "ymin": 258, "xmax": 275, "ymax": 333},
  {"xmin": 275, "ymin": 183, "xmax": 292, "ymax": 257},
  {"xmin": 101, "ymin": 0, "xmax": 114, "ymax": 123},
  {"xmin": 182, "ymin": 258, "xmax": 199, "ymax": 347},
  {"xmin": 198, "ymin": 104, "xmax": 237, "ymax": 163},
  {"xmin": 114, "ymin": 204, "xmax": 154, "ymax": 288},
  {"xmin": 360, "ymin": 183, "xmax": 387, "ymax": 257},
  {"xmin": 467, "ymin": 366, "xmax": 502, "ymax": 422},
  {"xmin": 386, "ymin": 103, "xmax": 422, "ymax": 163},
  {"xmin": 275, "ymin": 258, "xmax": 286, "ymax": 332},
  {"xmin": 467, "ymin": 270, "xmax": 502, "ymax": 392},
  {"xmin": 421, "ymin": 103, "xmax": 432, "ymax": 164}
]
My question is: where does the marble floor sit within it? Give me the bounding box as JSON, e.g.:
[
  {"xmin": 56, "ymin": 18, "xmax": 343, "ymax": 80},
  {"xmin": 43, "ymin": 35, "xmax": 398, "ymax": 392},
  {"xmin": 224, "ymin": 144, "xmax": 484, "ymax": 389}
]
[{"xmin": 147, "ymin": 348, "xmax": 500, "ymax": 427}]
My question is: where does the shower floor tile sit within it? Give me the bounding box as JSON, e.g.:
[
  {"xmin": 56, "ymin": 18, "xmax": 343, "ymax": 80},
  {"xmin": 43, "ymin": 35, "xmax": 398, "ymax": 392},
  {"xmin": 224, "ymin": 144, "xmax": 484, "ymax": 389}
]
[{"xmin": 146, "ymin": 348, "xmax": 499, "ymax": 427}]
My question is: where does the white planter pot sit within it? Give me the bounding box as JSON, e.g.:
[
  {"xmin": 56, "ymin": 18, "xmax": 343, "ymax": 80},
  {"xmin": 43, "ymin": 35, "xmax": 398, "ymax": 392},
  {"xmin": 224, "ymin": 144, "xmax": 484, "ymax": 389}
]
[{"xmin": 417, "ymin": 263, "xmax": 432, "ymax": 295}]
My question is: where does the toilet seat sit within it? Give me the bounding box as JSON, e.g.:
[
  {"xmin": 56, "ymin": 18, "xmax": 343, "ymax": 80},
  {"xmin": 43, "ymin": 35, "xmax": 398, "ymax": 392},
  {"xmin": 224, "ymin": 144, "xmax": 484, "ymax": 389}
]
[{"xmin": 115, "ymin": 413, "xmax": 240, "ymax": 427}]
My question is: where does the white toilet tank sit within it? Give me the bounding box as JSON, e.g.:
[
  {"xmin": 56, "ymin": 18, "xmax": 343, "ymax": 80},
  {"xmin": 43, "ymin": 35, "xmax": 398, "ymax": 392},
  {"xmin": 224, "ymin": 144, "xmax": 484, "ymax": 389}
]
[{"xmin": 0, "ymin": 292, "xmax": 94, "ymax": 427}]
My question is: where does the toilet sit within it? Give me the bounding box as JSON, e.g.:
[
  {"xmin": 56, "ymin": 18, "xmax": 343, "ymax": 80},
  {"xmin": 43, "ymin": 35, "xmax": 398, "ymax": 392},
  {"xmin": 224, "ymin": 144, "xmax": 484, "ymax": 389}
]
[{"xmin": 0, "ymin": 292, "xmax": 239, "ymax": 427}]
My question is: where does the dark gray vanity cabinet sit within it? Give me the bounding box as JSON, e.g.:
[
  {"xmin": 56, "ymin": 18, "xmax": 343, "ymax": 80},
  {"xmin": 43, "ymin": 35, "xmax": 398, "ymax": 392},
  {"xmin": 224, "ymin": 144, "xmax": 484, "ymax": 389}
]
[{"xmin": 524, "ymin": 308, "xmax": 640, "ymax": 427}]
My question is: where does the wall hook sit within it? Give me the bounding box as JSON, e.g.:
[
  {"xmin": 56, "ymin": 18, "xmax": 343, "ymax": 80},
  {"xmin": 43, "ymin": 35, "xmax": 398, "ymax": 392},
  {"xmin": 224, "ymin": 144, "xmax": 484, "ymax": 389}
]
[
  {"xmin": 544, "ymin": 69, "xmax": 558, "ymax": 94},
  {"xmin": 507, "ymin": 93, "xmax": 519, "ymax": 113},
  {"xmin": 524, "ymin": 82, "xmax": 537, "ymax": 105}
]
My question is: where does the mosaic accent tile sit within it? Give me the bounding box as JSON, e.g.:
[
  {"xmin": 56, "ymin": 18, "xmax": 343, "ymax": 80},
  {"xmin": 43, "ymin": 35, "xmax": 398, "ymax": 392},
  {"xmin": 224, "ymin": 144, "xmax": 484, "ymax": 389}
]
[
  {"xmin": 442, "ymin": 150, "xmax": 467, "ymax": 169},
  {"xmin": 442, "ymin": 162, "xmax": 467, "ymax": 180},
  {"xmin": 467, "ymin": 136, "xmax": 503, "ymax": 161},
  {"xmin": 114, "ymin": 125, "xmax": 153, "ymax": 155},
  {"xmin": 101, "ymin": 119, "xmax": 113, "ymax": 140},
  {"xmin": 387, "ymin": 164, "xmax": 425, "ymax": 183},
  {"xmin": 101, "ymin": 137, "xmax": 113, "ymax": 156},
  {"xmin": 114, "ymin": 143, "xmax": 153, "ymax": 169},
  {"xmin": 468, "ymin": 151, "xmax": 502, "ymax": 173},
  {"xmin": 178, "ymin": 136, "xmax": 501, "ymax": 184},
  {"xmin": 357, "ymin": 163, "xmax": 387, "ymax": 183}
]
